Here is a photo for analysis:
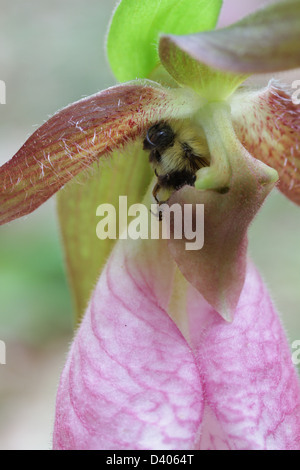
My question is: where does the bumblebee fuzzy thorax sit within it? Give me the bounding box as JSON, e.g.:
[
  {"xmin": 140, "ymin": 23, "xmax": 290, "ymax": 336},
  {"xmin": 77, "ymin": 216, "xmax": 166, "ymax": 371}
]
[{"xmin": 143, "ymin": 120, "xmax": 210, "ymax": 203}]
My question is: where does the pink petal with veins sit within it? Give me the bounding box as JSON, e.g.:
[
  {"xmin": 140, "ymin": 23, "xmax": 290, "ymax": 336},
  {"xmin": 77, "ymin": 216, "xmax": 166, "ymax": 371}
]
[
  {"xmin": 53, "ymin": 243, "xmax": 203, "ymax": 450},
  {"xmin": 187, "ymin": 261, "xmax": 300, "ymax": 450},
  {"xmin": 53, "ymin": 239, "xmax": 300, "ymax": 450}
]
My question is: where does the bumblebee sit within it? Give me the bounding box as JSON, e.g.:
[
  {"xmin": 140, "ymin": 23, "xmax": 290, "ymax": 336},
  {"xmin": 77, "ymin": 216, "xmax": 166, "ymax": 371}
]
[{"xmin": 143, "ymin": 120, "xmax": 210, "ymax": 203}]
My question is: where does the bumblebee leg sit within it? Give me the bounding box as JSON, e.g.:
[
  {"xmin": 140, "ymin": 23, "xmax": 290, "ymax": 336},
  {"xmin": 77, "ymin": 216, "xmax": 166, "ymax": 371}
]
[
  {"xmin": 150, "ymin": 207, "xmax": 163, "ymax": 221},
  {"xmin": 152, "ymin": 182, "xmax": 160, "ymax": 203},
  {"xmin": 149, "ymin": 182, "xmax": 163, "ymax": 221}
]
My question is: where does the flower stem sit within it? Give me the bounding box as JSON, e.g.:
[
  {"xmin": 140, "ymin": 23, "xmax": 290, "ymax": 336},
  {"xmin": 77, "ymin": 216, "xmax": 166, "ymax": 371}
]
[{"xmin": 194, "ymin": 102, "xmax": 278, "ymax": 191}]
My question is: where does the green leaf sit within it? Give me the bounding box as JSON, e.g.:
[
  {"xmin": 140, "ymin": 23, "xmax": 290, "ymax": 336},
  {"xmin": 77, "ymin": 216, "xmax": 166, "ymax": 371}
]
[
  {"xmin": 159, "ymin": 0, "xmax": 300, "ymax": 75},
  {"xmin": 57, "ymin": 143, "xmax": 153, "ymax": 323},
  {"xmin": 107, "ymin": 0, "xmax": 223, "ymax": 82}
]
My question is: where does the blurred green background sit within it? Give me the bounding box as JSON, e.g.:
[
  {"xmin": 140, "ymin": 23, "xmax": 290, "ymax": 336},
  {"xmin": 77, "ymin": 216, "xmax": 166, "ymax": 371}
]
[{"xmin": 0, "ymin": 0, "xmax": 299, "ymax": 450}]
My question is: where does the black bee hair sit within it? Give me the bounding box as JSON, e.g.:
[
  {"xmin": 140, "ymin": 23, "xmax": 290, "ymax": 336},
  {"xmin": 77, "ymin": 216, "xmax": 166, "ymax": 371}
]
[{"xmin": 157, "ymin": 170, "xmax": 196, "ymax": 190}]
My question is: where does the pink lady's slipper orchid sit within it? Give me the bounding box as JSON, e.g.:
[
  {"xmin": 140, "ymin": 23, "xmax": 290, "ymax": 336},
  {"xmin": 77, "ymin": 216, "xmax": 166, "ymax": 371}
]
[{"xmin": 1, "ymin": 0, "xmax": 300, "ymax": 450}]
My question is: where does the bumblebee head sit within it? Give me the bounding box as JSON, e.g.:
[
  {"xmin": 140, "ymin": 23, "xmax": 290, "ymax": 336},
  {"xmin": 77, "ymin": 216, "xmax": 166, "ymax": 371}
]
[{"xmin": 143, "ymin": 122, "xmax": 175, "ymax": 152}]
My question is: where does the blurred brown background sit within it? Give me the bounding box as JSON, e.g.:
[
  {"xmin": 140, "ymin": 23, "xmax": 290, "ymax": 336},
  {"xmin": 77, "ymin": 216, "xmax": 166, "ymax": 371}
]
[{"xmin": 0, "ymin": 0, "xmax": 299, "ymax": 450}]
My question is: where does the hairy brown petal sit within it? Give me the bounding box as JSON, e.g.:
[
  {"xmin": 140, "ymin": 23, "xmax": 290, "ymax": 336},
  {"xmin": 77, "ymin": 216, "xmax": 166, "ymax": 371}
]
[
  {"xmin": 231, "ymin": 82, "xmax": 300, "ymax": 205},
  {"xmin": 0, "ymin": 81, "xmax": 196, "ymax": 225}
]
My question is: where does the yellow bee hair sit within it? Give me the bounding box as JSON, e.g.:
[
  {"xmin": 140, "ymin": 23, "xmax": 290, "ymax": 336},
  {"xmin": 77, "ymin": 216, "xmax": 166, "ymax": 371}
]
[{"xmin": 151, "ymin": 119, "xmax": 210, "ymax": 176}]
